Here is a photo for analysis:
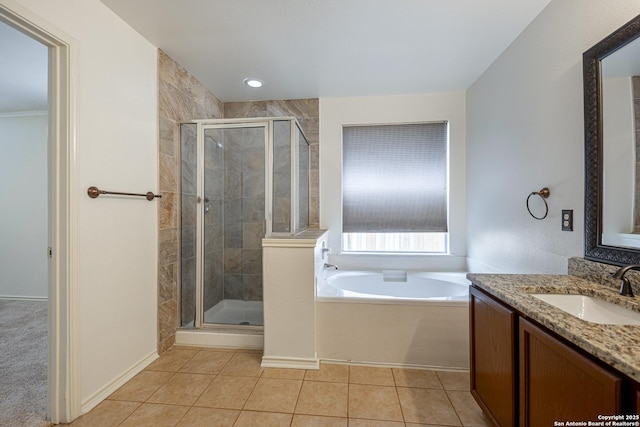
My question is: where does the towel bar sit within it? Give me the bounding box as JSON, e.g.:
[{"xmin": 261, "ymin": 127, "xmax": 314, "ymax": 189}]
[{"xmin": 87, "ymin": 186, "xmax": 161, "ymax": 201}]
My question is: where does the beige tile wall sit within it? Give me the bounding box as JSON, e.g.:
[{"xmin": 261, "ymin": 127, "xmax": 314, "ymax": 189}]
[
  {"xmin": 157, "ymin": 50, "xmax": 224, "ymax": 353},
  {"xmin": 225, "ymin": 100, "xmax": 319, "ymax": 228},
  {"xmin": 157, "ymin": 50, "xmax": 320, "ymax": 353}
]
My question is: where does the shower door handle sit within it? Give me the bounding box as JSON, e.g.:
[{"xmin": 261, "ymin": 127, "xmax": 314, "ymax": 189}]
[{"xmin": 203, "ymin": 197, "xmax": 211, "ymax": 214}]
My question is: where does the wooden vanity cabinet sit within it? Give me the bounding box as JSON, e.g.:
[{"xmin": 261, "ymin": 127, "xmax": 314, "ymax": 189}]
[
  {"xmin": 471, "ymin": 285, "xmax": 634, "ymax": 427},
  {"xmin": 519, "ymin": 318, "xmax": 622, "ymax": 426},
  {"xmin": 470, "ymin": 286, "xmax": 517, "ymax": 427}
]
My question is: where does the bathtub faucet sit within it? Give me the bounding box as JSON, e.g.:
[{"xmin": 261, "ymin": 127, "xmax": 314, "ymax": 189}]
[{"xmin": 323, "ymin": 263, "xmax": 338, "ymax": 270}]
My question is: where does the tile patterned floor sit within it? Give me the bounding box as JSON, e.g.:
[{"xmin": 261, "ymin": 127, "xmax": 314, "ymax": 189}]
[{"xmin": 66, "ymin": 347, "xmax": 491, "ymax": 427}]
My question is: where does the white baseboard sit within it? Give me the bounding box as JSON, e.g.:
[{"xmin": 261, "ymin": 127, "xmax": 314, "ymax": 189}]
[
  {"xmin": 0, "ymin": 295, "xmax": 47, "ymax": 301},
  {"xmin": 175, "ymin": 329, "xmax": 264, "ymax": 350},
  {"xmin": 80, "ymin": 350, "xmax": 158, "ymax": 414},
  {"xmin": 261, "ymin": 355, "xmax": 320, "ymax": 370},
  {"xmin": 319, "ymin": 357, "xmax": 469, "ymax": 372}
]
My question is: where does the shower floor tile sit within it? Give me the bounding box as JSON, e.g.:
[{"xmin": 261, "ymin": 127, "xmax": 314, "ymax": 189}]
[{"xmin": 69, "ymin": 347, "xmax": 492, "ymax": 426}]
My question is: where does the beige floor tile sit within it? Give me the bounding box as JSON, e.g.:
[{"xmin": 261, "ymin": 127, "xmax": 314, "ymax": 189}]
[
  {"xmin": 304, "ymin": 363, "xmax": 349, "ymax": 383},
  {"xmin": 67, "ymin": 348, "xmax": 481, "ymax": 427},
  {"xmin": 295, "ymin": 381, "xmax": 348, "ymax": 417},
  {"xmin": 349, "ymin": 366, "xmax": 395, "ymax": 386},
  {"xmin": 147, "ymin": 372, "xmax": 214, "ymax": 406},
  {"xmin": 178, "ymin": 350, "xmax": 233, "ymax": 375},
  {"xmin": 118, "ymin": 403, "xmax": 190, "ymax": 427},
  {"xmin": 176, "ymin": 407, "xmax": 239, "ymax": 427},
  {"xmin": 349, "ymin": 420, "xmax": 405, "ymax": 427},
  {"xmin": 108, "ymin": 370, "xmax": 173, "ymax": 402},
  {"xmin": 262, "ymin": 367, "xmax": 307, "ymax": 380},
  {"xmin": 68, "ymin": 400, "xmax": 140, "ymax": 427},
  {"xmin": 348, "ymin": 384, "xmax": 403, "ymax": 421},
  {"xmin": 397, "ymin": 387, "xmax": 461, "ymax": 426},
  {"xmin": 447, "ymin": 390, "xmax": 492, "ymax": 426},
  {"xmin": 219, "ymin": 351, "xmax": 264, "ymax": 377},
  {"xmin": 436, "ymin": 371, "xmax": 470, "ymax": 391},
  {"xmin": 244, "ymin": 377, "xmax": 303, "ymax": 413},
  {"xmin": 194, "ymin": 375, "xmax": 258, "ymax": 409},
  {"xmin": 292, "ymin": 414, "xmax": 348, "ymax": 426},
  {"xmin": 146, "ymin": 348, "xmax": 199, "ymax": 372},
  {"xmin": 233, "ymin": 411, "xmax": 292, "ymax": 427},
  {"xmin": 192, "ymin": 346, "xmax": 236, "ymax": 353},
  {"xmin": 404, "ymin": 424, "xmax": 450, "ymax": 427},
  {"xmin": 393, "ymin": 368, "xmax": 443, "ymax": 389}
]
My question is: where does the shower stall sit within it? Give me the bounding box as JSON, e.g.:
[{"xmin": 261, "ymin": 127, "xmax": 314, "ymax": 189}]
[{"xmin": 179, "ymin": 118, "xmax": 310, "ymax": 330}]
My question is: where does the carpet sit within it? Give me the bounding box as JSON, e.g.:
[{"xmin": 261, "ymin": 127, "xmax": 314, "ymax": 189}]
[{"xmin": 0, "ymin": 299, "xmax": 51, "ymax": 426}]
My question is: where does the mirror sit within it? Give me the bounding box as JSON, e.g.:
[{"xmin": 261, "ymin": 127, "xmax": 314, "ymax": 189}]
[{"xmin": 584, "ymin": 13, "xmax": 640, "ymax": 265}]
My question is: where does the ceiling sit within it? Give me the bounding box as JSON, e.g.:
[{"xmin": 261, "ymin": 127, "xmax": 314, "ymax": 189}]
[
  {"xmin": 0, "ymin": 1, "xmax": 554, "ymax": 111},
  {"xmin": 100, "ymin": 0, "xmax": 553, "ymax": 102}
]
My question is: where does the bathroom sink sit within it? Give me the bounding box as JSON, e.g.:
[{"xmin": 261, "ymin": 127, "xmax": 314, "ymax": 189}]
[{"xmin": 530, "ymin": 294, "xmax": 640, "ymax": 325}]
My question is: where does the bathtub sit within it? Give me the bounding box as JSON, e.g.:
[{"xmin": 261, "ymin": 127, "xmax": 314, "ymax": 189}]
[
  {"xmin": 316, "ymin": 270, "xmax": 470, "ymax": 370},
  {"xmin": 318, "ymin": 270, "xmax": 469, "ymax": 302}
]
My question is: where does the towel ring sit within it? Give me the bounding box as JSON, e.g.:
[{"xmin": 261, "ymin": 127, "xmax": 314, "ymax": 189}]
[{"xmin": 526, "ymin": 187, "xmax": 550, "ymax": 220}]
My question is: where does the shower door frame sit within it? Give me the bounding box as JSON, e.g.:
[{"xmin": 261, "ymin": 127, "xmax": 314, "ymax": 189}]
[{"xmin": 194, "ymin": 120, "xmax": 272, "ymax": 330}]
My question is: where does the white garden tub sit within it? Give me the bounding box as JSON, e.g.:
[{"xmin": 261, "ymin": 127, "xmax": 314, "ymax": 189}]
[{"xmin": 316, "ymin": 270, "xmax": 470, "ymax": 370}]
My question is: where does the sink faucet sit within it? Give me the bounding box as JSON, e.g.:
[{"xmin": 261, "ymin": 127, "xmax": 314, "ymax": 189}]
[
  {"xmin": 610, "ymin": 264, "xmax": 640, "ymax": 297},
  {"xmin": 323, "ymin": 263, "xmax": 338, "ymax": 270}
]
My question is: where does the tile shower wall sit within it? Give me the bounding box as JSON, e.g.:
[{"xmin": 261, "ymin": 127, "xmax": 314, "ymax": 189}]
[
  {"xmin": 272, "ymin": 121, "xmax": 292, "ymax": 233},
  {"xmin": 179, "ymin": 123, "xmax": 209, "ymax": 327},
  {"xmin": 225, "ymin": 100, "xmax": 319, "ymax": 228},
  {"xmin": 221, "ymin": 128, "xmax": 266, "ymax": 302},
  {"xmin": 158, "ymin": 50, "xmax": 223, "ymax": 353},
  {"xmin": 203, "ymin": 128, "xmax": 225, "ymax": 314}
]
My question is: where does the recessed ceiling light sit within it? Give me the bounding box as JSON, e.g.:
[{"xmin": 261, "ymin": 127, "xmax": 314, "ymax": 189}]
[{"xmin": 243, "ymin": 78, "xmax": 263, "ymax": 88}]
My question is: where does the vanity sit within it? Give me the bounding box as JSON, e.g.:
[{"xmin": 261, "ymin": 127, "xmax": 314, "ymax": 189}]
[{"xmin": 468, "ymin": 273, "xmax": 640, "ymax": 426}]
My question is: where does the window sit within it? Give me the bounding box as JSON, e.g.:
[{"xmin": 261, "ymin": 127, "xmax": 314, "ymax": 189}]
[{"xmin": 342, "ymin": 122, "xmax": 448, "ymax": 253}]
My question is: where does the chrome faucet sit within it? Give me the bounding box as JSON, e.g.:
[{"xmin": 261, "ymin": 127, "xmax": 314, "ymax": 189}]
[
  {"xmin": 323, "ymin": 263, "xmax": 338, "ymax": 270},
  {"xmin": 610, "ymin": 264, "xmax": 640, "ymax": 297}
]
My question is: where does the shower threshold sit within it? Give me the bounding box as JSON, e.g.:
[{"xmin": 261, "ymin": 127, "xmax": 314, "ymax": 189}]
[{"xmin": 204, "ymin": 299, "xmax": 264, "ymax": 327}]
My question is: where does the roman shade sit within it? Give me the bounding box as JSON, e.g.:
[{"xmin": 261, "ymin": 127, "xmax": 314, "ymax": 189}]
[{"xmin": 342, "ymin": 122, "xmax": 448, "ymax": 233}]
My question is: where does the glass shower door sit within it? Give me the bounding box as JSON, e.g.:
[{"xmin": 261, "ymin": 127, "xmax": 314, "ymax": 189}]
[{"xmin": 200, "ymin": 124, "xmax": 267, "ymax": 327}]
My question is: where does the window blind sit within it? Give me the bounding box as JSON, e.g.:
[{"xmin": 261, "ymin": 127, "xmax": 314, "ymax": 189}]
[{"xmin": 342, "ymin": 122, "xmax": 448, "ymax": 233}]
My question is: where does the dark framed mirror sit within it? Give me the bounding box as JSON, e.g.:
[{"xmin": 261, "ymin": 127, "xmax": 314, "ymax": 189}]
[{"xmin": 584, "ymin": 14, "xmax": 640, "ymax": 265}]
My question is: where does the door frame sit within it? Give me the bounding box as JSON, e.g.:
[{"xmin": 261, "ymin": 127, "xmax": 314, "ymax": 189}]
[{"xmin": 0, "ymin": 2, "xmax": 79, "ymax": 423}]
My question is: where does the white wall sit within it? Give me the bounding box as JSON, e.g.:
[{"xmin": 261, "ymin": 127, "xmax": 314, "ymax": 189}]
[
  {"xmin": 0, "ymin": 114, "xmax": 48, "ymax": 298},
  {"xmin": 319, "ymin": 92, "xmax": 467, "ymax": 271},
  {"xmin": 466, "ymin": 0, "xmax": 640, "ymax": 274},
  {"xmin": 9, "ymin": 0, "xmax": 159, "ymax": 412}
]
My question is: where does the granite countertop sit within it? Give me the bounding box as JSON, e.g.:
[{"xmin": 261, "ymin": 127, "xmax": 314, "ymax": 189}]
[{"xmin": 467, "ymin": 273, "xmax": 640, "ymax": 382}]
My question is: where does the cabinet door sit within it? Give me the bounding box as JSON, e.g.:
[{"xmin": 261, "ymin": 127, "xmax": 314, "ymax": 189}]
[
  {"xmin": 470, "ymin": 286, "xmax": 517, "ymax": 427},
  {"xmin": 519, "ymin": 318, "xmax": 622, "ymax": 426}
]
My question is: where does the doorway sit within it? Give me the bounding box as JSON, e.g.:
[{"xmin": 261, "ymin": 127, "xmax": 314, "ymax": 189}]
[{"xmin": 0, "ymin": 3, "xmax": 76, "ymax": 424}]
